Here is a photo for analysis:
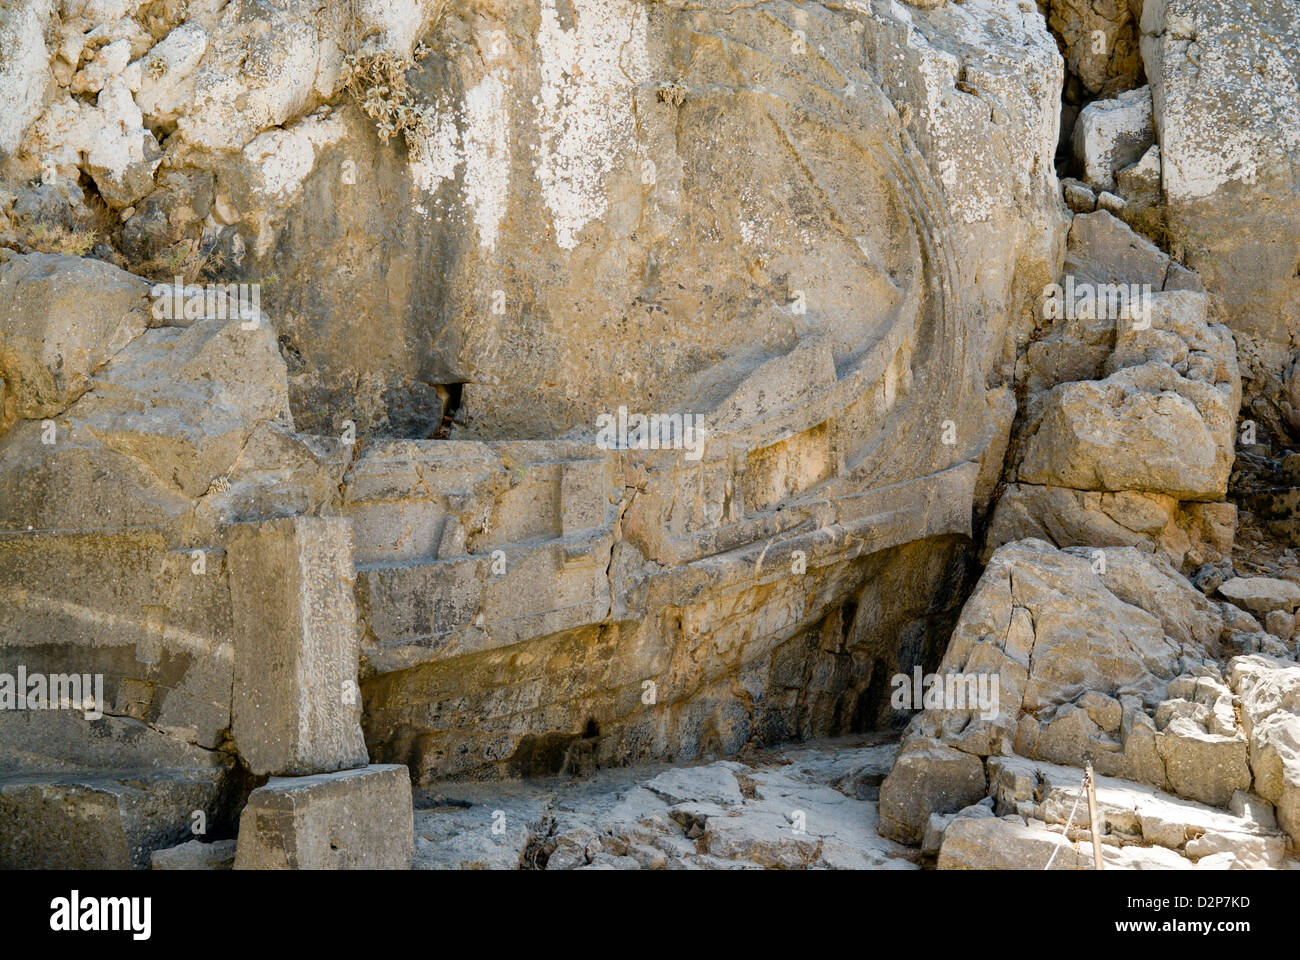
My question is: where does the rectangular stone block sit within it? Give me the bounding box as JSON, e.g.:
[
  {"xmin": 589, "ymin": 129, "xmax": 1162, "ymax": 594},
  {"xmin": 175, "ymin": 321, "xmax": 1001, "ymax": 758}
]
[
  {"xmin": 560, "ymin": 459, "xmax": 612, "ymax": 534},
  {"xmin": 0, "ymin": 768, "xmax": 232, "ymax": 869},
  {"xmin": 346, "ymin": 499, "xmax": 445, "ymax": 565},
  {"xmin": 227, "ymin": 516, "xmax": 368, "ymax": 776},
  {"xmin": 234, "ymin": 764, "xmax": 413, "ymax": 870},
  {"xmin": 356, "ymin": 556, "xmax": 483, "ymax": 647}
]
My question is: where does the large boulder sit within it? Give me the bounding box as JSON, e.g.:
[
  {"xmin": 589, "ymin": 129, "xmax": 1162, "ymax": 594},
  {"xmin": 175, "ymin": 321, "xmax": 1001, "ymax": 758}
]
[
  {"xmin": 1230, "ymin": 655, "xmax": 1300, "ymax": 844},
  {"xmin": 1072, "ymin": 86, "xmax": 1155, "ymax": 192},
  {"xmin": 1218, "ymin": 577, "xmax": 1300, "ymax": 617},
  {"xmin": 1017, "ymin": 289, "xmax": 1239, "ymax": 500},
  {"xmin": 0, "ymin": 307, "xmax": 293, "ymax": 537},
  {"xmin": 932, "ymin": 541, "xmax": 1207, "ymax": 732},
  {"xmin": 1157, "ymin": 715, "xmax": 1250, "ymax": 808},
  {"xmin": 1018, "ymin": 360, "xmax": 1236, "ymax": 499},
  {"xmin": 987, "ymin": 214, "xmax": 1241, "ymax": 567},
  {"xmin": 1139, "ymin": 0, "xmax": 1300, "ymax": 431},
  {"xmin": 874, "ymin": 738, "xmax": 987, "ymax": 846},
  {"xmin": 884, "ymin": 539, "xmax": 1237, "ymax": 825},
  {"xmin": 0, "ymin": 253, "xmax": 151, "ymax": 429}
]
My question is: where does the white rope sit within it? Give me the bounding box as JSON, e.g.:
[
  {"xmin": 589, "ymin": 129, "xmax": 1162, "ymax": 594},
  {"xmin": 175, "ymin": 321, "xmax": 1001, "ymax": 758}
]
[{"xmin": 1044, "ymin": 776, "xmax": 1087, "ymax": 870}]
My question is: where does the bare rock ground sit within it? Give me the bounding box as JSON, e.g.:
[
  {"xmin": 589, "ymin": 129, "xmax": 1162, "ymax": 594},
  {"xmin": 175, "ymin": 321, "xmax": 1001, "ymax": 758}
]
[{"xmin": 410, "ymin": 737, "xmax": 917, "ymax": 871}]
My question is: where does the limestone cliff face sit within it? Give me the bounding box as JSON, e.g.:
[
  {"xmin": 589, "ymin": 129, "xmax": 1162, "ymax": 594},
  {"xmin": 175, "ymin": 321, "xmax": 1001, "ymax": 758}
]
[
  {"xmin": 1, "ymin": 0, "xmax": 1064, "ymax": 786},
  {"xmin": 1051, "ymin": 0, "xmax": 1300, "ymax": 436},
  {"xmin": 0, "ymin": 0, "xmax": 1296, "ymax": 869},
  {"xmin": 1139, "ymin": 1, "xmax": 1300, "ymax": 435}
]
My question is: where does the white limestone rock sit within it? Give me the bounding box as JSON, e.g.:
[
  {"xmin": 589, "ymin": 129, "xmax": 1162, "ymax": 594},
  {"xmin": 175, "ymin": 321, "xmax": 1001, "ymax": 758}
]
[{"xmin": 1072, "ymin": 86, "xmax": 1155, "ymax": 192}]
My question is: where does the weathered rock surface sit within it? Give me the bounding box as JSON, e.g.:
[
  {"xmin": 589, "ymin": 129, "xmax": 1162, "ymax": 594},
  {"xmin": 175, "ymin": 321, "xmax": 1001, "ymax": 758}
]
[
  {"xmin": 1042, "ymin": 0, "xmax": 1144, "ymax": 99},
  {"xmin": 0, "ymin": 767, "xmax": 233, "ymax": 869},
  {"xmin": 878, "ymin": 739, "xmax": 987, "ymax": 844},
  {"xmin": 3, "ymin": 1, "xmax": 1059, "ymax": 793},
  {"xmin": 986, "ymin": 211, "xmax": 1241, "ymax": 569},
  {"xmin": 888, "ymin": 541, "xmax": 1221, "ymax": 780},
  {"xmin": 1157, "ymin": 714, "xmax": 1251, "ymax": 808},
  {"xmin": 412, "ymin": 740, "xmax": 918, "ymax": 871},
  {"xmin": 1138, "ymin": 0, "xmax": 1300, "ymax": 431},
  {"xmin": 2, "ymin": 0, "xmax": 1064, "ymax": 444},
  {"xmin": 986, "ymin": 486, "xmax": 1235, "ymax": 572},
  {"xmin": 0, "ymin": 710, "xmax": 235, "ymax": 774},
  {"xmin": 1, "ymin": 0, "xmax": 1298, "ymax": 876},
  {"xmin": 877, "ymin": 529, "xmax": 1300, "ymax": 868},
  {"xmin": 0, "ymin": 258, "xmax": 325, "ymax": 795},
  {"xmin": 1018, "ymin": 359, "xmax": 1236, "ymax": 499},
  {"xmin": 412, "ymin": 784, "xmax": 552, "ymax": 870},
  {"xmin": 150, "ymin": 838, "xmax": 236, "ymax": 870},
  {"xmin": 408, "ymin": 736, "xmax": 1294, "ymax": 871},
  {"xmin": 937, "ymin": 815, "xmax": 1201, "ymax": 870},
  {"xmin": 0, "ymin": 534, "xmax": 237, "ymax": 755},
  {"xmin": 861, "ymin": 0, "xmax": 1067, "ymax": 380},
  {"xmin": 1072, "ymin": 87, "xmax": 1154, "ymax": 193},
  {"xmin": 0, "ymin": 297, "xmax": 294, "ymax": 537},
  {"xmin": 1230, "ymin": 655, "xmax": 1300, "ymax": 845},
  {"xmin": 993, "ymin": 755, "xmax": 1287, "ymax": 867},
  {"xmin": 0, "ymin": 252, "xmax": 150, "ymax": 429},
  {"xmin": 878, "ymin": 536, "xmax": 1297, "ymax": 835},
  {"xmin": 921, "ymin": 746, "xmax": 1293, "ymax": 870}
]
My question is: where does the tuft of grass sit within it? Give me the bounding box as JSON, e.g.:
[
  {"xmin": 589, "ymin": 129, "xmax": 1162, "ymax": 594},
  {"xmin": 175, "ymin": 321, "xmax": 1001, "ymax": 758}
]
[
  {"xmin": 24, "ymin": 223, "xmax": 98, "ymax": 256},
  {"xmin": 135, "ymin": 238, "xmax": 226, "ymax": 283},
  {"xmin": 658, "ymin": 80, "xmax": 688, "ymax": 108}
]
